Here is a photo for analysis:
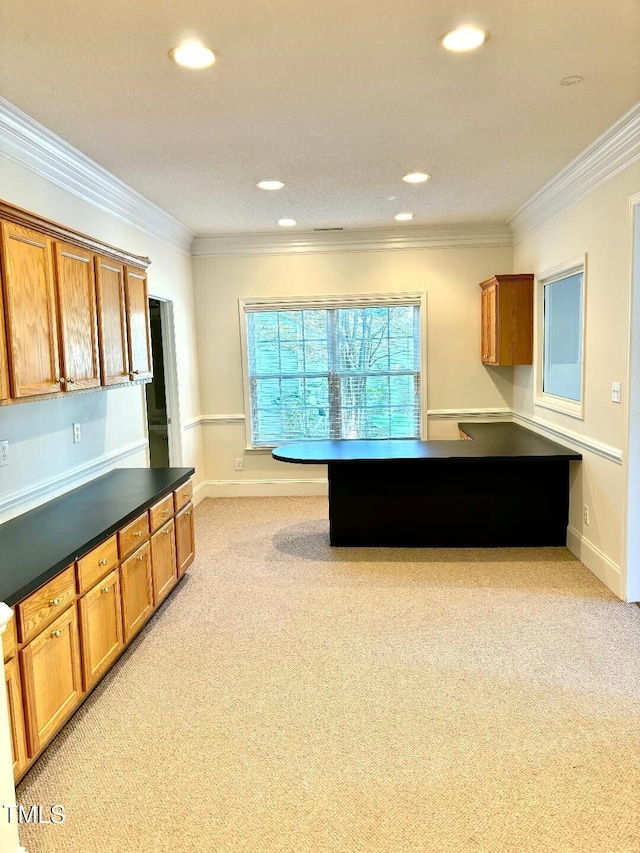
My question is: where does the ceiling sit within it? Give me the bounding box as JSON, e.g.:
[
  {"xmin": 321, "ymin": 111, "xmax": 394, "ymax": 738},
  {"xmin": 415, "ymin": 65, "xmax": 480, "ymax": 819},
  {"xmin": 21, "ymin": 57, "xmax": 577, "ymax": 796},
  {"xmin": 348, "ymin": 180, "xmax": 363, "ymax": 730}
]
[{"xmin": 0, "ymin": 0, "xmax": 638, "ymax": 235}]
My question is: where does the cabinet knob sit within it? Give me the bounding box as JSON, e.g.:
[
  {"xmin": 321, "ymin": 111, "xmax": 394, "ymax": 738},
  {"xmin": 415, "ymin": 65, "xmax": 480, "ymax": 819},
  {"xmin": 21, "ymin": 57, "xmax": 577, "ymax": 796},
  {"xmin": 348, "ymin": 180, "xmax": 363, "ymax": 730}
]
[
  {"xmin": 49, "ymin": 597, "xmax": 60, "ymax": 607},
  {"xmin": 132, "ymin": 370, "xmax": 140, "ymax": 375},
  {"xmin": 57, "ymin": 377, "xmax": 65, "ymax": 384},
  {"xmin": 164, "ymin": 529, "xmax": 171, "ymax": 536},
  {"xmin": 102, "ymin": 585, "xmax": 110, "ymax": 593},
  {"xmin": 50, "ymin": 629, "xmax": 62, "ymax": 639},
  {"xmin": 162, "ymin": 509, "xmax": 170, "ymax": 516},
  {"xmin": 67, "ymin": 377, "xmax": 75, "ymax": 384},
  {"xmin": 186, "ymin": 510, "xmax": 192, "ymax": 516},
  {"xmin": 98, "ymin": 559, "xmax": 108, "ymax": 566},
  {"xmin": 183, "ymin": 491, "xmax": 190, "ymax": 497},
  {"xmin": 137, "ymin": 554, "xmax": 145, "ymax": 561},
  {"xmin": 134, "ymin": 531, "xmax": 143, "ymax": 537}
]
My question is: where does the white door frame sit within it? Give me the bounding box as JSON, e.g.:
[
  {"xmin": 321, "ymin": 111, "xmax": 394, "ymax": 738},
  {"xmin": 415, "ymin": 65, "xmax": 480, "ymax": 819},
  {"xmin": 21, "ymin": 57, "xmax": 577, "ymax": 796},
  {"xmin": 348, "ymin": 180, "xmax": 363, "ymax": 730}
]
[
  {"xmin": 622, "ymin": 191, "xmax": 640, "ymax": 602},
  {"xmin": 148, "ymin": 295, "xmax": 183, "ymax": 467}
]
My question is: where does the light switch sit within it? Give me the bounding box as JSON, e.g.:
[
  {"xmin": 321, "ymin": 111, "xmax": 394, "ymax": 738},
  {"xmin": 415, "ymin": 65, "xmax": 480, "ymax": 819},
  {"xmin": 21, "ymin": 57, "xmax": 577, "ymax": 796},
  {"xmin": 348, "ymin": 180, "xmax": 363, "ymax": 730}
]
[{"xmin": 611, "ymin": 381, "xmax": 621, "ymax": 404}]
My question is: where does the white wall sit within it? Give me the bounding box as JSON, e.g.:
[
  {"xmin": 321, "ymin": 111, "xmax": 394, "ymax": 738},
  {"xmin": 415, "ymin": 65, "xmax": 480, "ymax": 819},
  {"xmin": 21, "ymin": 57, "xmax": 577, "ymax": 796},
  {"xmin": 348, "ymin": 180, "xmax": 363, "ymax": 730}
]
[
  {"xmin": 193, "ymin": 243, "xmax": 513, "ymax": 492},
  {"xmin": 512, "ymin": 160, "xmax": 640, "ymax": 600},
  {"xmin": 0, "ymin": 154, "xmax": 204, "ymax": 521}
]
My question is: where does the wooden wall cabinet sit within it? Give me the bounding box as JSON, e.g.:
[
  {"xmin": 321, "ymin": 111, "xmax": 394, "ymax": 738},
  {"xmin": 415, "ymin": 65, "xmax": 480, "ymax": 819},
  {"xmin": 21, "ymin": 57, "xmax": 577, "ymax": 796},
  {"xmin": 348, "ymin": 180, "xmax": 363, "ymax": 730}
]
[
  {"xmin": 0, "ymin": 221, "xmax": 61, "ymax": 398},
  {"xmin": 0, "ymin": 200, "xmax": 152, "ymax": 405},
  {"xmin": 124, "ymin": 267, "xmax": 153, "ymax": 382},
  {"xmin": 95, "ymin": 256, "xmax": 131, "ymax": 387},
  {"xmin": 54, "ymin": 242, "xmax": 101, "ymax": 391},
  {"xmin": 479, "ymin": 274, "xmax": 533, "ymax": 366},
  {"xmin": 20, "ymin": 605, "xmax": 83, "ymax": 756}
]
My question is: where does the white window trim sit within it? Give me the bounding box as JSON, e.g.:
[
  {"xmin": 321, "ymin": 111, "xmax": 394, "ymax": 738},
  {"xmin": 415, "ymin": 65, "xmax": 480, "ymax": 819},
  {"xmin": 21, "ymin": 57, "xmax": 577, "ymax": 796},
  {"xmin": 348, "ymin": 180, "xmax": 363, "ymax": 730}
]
[
  {"xmin": 534, "ymin": 254, "xmax": 587, "ymax": 420},
  {"xmin": 239, "ymin": 291, "xmax": 428, "ymax": 450}
]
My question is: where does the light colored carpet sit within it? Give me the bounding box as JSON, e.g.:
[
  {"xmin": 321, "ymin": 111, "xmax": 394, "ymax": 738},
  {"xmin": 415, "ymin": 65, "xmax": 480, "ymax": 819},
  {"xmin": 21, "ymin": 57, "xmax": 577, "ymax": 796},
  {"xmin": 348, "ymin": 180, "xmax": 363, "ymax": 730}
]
[{"xmin": 17, "ymin": 497, "xmax": 640, "ymax": 853}]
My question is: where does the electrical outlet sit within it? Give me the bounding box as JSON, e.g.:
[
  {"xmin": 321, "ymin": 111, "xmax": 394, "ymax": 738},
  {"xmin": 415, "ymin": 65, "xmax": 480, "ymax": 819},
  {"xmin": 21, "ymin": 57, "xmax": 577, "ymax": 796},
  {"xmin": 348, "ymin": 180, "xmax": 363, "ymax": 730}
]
[
  {"xmin": 234, "ymin": 457, "xmax": 244, "ymax": 471},
  {"xmin": 611, "ymin": 381, "xmax": 621, "ymax": 403},
  {"xmin": 73, "ymin": 423, "xmax": 82, "ymax": 444},
  {"xmin": 583, "ymin": 505, "xmax": 590, "ymax": 525},
  {"xmin": 0, "ymin": 440, "xmax": 8, "ymax": 467}
]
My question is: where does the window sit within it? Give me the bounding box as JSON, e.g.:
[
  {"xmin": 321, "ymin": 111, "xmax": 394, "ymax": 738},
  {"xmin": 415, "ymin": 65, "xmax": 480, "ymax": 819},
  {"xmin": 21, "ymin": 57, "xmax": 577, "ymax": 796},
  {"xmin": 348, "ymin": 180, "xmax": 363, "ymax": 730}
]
[
  {"xmin": 536, "ymin": 258, "xmax": 586, "ymax": 418},
  {"xmin": 240, "ymin": 294, "xmax": 425, "ymax": 447}
]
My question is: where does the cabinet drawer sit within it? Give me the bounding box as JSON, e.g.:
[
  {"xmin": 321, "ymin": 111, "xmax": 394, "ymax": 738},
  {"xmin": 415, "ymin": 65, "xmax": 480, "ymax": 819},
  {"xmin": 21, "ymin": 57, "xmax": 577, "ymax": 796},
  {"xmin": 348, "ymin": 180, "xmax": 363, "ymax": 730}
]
[
  {"xmin": 118, "ymin": 511, "xmax": 150, "ymax": 560},
  {"xmin": 17, "ymin": 567, "xmax": 76, "ymax": 645},
  {"xmin": 3, "ymin": 612, "xmax": 16, "ymax": 662},
  {"xmin": 174, "ymin": 478, "xmax": 193, "ymax": 512},
  {"xmin": 150, "ymin": 494, "xmax": 174, "ymax": 532},
  {"xmin": 76, "ymin": 535, "xmax": 118, "ymax": 594}
]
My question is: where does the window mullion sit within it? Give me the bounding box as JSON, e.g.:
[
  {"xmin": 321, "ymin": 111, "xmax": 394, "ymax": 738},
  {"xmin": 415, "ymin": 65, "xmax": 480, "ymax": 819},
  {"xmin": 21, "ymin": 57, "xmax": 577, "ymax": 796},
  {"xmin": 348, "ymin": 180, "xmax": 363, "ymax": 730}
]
[{"xmin": 327, "ymin": 308, "xmax": 341, "ymax": 439}]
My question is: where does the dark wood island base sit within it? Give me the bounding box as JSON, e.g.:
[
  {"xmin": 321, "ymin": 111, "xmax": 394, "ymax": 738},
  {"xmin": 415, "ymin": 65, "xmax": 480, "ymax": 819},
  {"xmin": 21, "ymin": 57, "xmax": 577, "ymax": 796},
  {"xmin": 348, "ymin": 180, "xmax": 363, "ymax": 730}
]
[{"xmin": 274, "ymin": 423, "xmax": 581, "ymax": 548}]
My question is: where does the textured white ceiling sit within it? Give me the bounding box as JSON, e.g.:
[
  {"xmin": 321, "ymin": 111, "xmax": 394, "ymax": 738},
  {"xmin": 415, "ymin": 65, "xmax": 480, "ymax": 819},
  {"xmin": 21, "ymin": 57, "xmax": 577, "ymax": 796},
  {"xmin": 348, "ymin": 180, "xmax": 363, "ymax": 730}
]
[{"xmin": 0, "ymin": 0, "xmax": 638, "ymax": 234}]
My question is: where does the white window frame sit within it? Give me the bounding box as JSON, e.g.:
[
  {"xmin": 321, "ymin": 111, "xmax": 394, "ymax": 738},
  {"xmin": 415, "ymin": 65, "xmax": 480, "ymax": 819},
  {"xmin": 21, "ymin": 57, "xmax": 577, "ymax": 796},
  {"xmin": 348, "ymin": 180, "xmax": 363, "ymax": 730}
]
[
  {"xmin": 534, "ymin": 255, "xmax": 587, "ymax": 420},
  {"xmin": 239, "ymin": 291, "xmax": 428, "ymax": 450}
]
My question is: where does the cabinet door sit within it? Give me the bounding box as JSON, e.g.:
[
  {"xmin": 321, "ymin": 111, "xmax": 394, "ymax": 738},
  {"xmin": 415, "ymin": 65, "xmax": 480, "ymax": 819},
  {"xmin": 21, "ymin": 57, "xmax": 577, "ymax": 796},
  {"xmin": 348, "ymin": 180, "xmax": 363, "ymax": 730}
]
[
  {"xmin": 482, "ymin": 283, "xmax": 498, "ymax": 364},
  {"xmin": 0, "ymin": 270, "xmax": 9, "ymax": 401},
  {"xmin": 5, "ymin": 657, "xmax": 28, "ymax": 781},
  {"xmin": 120, "ymin": 543, "xmax": 154, "ymax": 643},
  {"xmin": 175, "ymin": 503, "xmax": 195, "ymax": 579},
  {"xmin": 151, "ymin": 520, "xmax": 177, "ymax": 606},
  {"xmin": 95, "ymin": 256, "xmax": 130, "ymax": 386},
  {"xmin": 53, "ymin": 242, "xmax": 100, "ymax": 391},
  {"xmin": 0, "ymin": 221, "xmax": 61, "ymax": 397},
  {"xmin": 78, "ymin": 567, "xmax": 124, "ymax": 690},
  {"xmin": 20, "ymin": 605, "xmax": 83, "ymax": 756},
  {"xmin": 124, "ymin": 267, "xmax": 152, "ymax": 381}
]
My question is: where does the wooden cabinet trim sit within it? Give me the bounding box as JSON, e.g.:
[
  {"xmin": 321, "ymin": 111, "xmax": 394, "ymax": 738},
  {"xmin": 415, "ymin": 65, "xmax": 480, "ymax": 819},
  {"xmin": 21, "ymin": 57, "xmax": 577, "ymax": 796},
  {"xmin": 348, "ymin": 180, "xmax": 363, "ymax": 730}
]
[{"xmin": 5, "ymin": 657, "xmax": 28, "ymax": 780}]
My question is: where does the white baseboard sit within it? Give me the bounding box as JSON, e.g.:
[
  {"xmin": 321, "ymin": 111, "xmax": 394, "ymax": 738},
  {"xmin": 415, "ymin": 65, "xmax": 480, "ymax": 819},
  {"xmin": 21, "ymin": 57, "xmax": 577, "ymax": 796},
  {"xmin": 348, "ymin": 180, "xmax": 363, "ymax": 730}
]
[
  {"xmin": 0, "ymin": 439, "xmax": 149, "ymax": 523},
  {"xmin": 567, "ymin": 525, "xmax": 622, "ymax": 599},
  {"xmin": 192, "ymin": 480, "xmax": 208, "ymax": 506},
  {"xmin": 201, "ymin": 478, "xmax": 328, "ymax": 498}
]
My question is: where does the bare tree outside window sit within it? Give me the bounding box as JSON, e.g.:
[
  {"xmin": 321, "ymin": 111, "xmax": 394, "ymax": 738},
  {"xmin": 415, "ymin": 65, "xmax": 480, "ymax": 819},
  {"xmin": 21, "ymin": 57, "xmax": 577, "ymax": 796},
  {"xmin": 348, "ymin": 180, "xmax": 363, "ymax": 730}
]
[{"xmin": 246, "ymin": 302, "xmax": 421, "ymax": 446}]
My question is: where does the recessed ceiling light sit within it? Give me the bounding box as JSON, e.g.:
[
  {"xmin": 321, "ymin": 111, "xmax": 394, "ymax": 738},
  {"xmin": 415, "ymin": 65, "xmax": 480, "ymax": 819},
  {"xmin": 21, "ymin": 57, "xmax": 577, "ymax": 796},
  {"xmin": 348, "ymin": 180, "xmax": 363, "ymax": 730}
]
[
  {"xmin": 402, "ymin": 172, "xmax": 431, "ymax": 184},
  {"xmin": 394, "ymin": 213, "xmax": 414, "ymax": 222},
  {"xmin": 257, "ymin": 180, "xmax": 285, "ymax": 191},
  {"xmin": 559, "ymin": 76, "xmax": 583, "ymax": 86},
  {"xmin": 278, "ymin": 218, "xmax": 297, "ymax": 227},
  {"xmin": 439, "ymin": 26, "xmax": 490, "ymax": 52},
  {"xmin": 169, "ymin": 41, "xmax": 216, "ymax": 69}
]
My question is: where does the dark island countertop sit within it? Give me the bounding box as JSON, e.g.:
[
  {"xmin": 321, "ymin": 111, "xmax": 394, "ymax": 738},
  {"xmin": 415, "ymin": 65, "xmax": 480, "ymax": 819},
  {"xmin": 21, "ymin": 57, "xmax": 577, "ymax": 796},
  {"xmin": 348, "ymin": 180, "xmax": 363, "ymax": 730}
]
[
  {"xmin": 272, "ymin": 422, "xmax": 582, "ymax": 464},
  {"xmin": 0, "ymin": 467, "xmax": 194, "ymax": 607}
]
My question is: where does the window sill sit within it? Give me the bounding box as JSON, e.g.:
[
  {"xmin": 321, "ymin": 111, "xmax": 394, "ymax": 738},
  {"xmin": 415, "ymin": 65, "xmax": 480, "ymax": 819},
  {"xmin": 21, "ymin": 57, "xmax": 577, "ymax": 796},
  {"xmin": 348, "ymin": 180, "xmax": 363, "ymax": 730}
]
[{"xmin": 535, "ymin": 394, "xmax": 584, "ymax": 420}]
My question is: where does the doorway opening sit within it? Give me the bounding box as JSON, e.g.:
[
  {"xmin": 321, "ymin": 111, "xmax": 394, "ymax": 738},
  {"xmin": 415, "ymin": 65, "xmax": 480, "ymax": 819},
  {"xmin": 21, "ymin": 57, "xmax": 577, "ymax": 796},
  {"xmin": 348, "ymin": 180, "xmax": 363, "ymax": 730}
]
[{"xmin": 145, "ymin": 297, "xmax": 181, "ymax": 468}]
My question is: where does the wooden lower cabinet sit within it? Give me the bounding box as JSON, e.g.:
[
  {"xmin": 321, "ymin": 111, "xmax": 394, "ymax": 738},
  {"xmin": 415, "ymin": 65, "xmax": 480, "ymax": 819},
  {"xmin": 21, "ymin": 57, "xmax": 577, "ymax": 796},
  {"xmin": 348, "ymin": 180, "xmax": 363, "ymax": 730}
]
[
  {"xmin": 151, "ymin": 520, "xmax": 178, "ymax": 606},
  {"xmin": 20, "ymin": 605, "xmax": 83, "ymax": 757},
  {"xmin": 78, "ymin": 568, "xmax": 124, "ymax": 690},
  {"xmin": 5, "ymin": 657, "xmax": 28, "ymax": 779},
  {"xmin": 175, "ymin": 502, "xmax": 195, "ymax": 578},
  {"xmin": 120, "ymin": 543, "xmax": 154, "ymax": 643}
]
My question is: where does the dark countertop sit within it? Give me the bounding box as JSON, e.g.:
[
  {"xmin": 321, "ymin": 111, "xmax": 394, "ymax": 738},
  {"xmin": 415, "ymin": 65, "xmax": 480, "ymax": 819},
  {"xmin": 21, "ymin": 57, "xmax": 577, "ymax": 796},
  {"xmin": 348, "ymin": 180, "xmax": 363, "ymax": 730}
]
[
  {"xmin": 272, "ymin": 422, "xmax": 582, "ymax": 464},
  {"xmin": 0, "ymin": 467, "xmax": 194, "ymax": 607}
]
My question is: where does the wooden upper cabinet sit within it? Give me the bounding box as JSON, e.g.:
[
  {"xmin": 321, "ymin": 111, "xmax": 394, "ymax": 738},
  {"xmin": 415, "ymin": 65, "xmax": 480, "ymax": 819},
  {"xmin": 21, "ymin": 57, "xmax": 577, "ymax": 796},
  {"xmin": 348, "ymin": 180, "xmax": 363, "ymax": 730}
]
[
  {"xmin": 124, "ymin": 266, "xmax": 152, "ymax": 381},
  {"xmin": 53, "ymin": 242, "xmax": 100, "ymax": 391},
  {"xmin": 479, "ymin": 274, "xmax": 533, "ymax": 366},
  {"xmin": 95, "ymin": 256, "xmax": 130, "ymax": 386},
  {"xmin": 0, "ymin": 222, "xmax": 61, "ymax": 397},
  {"xmin": 0, "ymin": 270, "xmax": 9, "ymax": 402}
]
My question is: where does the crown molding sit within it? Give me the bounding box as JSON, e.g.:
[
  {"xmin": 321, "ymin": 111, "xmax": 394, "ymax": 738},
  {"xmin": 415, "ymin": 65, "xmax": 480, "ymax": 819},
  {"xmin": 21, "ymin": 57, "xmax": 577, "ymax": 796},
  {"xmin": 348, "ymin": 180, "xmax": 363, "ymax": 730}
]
[
  {"xmin": 0, "ymin": 98, "xmax": 194, "ymax": 254},
  {"xmin": 509, "ymin": 101, "xmax": 640, "ymax": 243},
  {"xmin": 192, "ymin": 223, "xmax": 513, "ymax": 258}
]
